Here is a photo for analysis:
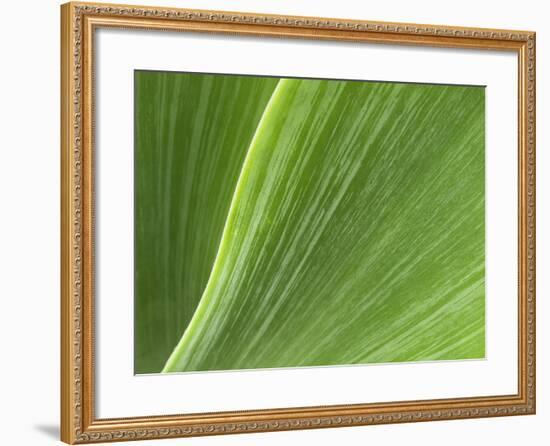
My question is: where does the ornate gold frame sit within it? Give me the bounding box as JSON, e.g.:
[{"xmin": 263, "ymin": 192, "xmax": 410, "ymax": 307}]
[{"xmin": 60, "ymin": 2, "xmax": 536, "ymax": 444}]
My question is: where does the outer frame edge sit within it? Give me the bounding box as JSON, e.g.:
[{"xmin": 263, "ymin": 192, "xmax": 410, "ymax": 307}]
[
  {"xmin": 61, "ymin": 2, "xmax": 77, "ymax": 444},
  {"xmin": 60, "ymin": 2, "xmax": 536, "ymax": 443}
]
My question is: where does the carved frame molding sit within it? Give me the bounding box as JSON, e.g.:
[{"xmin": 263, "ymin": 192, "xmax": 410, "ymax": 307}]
[{"xmin": 60, "ymin": 2, "xmax": 536, "ymax": 443}]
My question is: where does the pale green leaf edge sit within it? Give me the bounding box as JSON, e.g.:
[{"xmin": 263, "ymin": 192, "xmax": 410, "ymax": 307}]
[{"xmin": 162, "ymin": 79, "xmax": 287, "ymax": 372}]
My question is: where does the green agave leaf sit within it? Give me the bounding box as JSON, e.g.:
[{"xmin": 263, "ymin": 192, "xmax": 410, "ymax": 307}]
[
  {"xmin": 162, "ymin": 78, "xmax": 485, "ymax": 373},
  {"xmin": 135, "ymin": 71, "xmax": 278, "ymax": 373}
]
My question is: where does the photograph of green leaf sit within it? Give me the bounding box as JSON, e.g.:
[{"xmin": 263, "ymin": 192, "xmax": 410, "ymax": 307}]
[{"xmin": 134, "ymin": 70, "xmax": 485, "ymax": 375}]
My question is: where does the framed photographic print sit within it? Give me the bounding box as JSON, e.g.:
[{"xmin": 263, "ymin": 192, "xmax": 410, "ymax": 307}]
[{"xmin": 60, "ymin": 1, "xmax": 536, "ymax": 443}]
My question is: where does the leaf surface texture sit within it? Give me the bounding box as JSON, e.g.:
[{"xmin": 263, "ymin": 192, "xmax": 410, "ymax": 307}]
[{"xmin": 135, "ymin": 73, "xmax": 485, "ymax": 373}]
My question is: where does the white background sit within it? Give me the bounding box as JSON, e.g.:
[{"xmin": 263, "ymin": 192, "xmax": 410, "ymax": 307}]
[
  {"xmin": 96, "ymin": 28, "xmax": 518, "ymax": 418},
  {"xmin": 0, "ymin": 0, "xmax": 547, "ymax": 445}
]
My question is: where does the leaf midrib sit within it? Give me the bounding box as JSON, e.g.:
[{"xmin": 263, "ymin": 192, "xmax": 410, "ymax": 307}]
[{"xmin": 162, "ymin": 78, "xmax": 288, "ymax": 372}]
